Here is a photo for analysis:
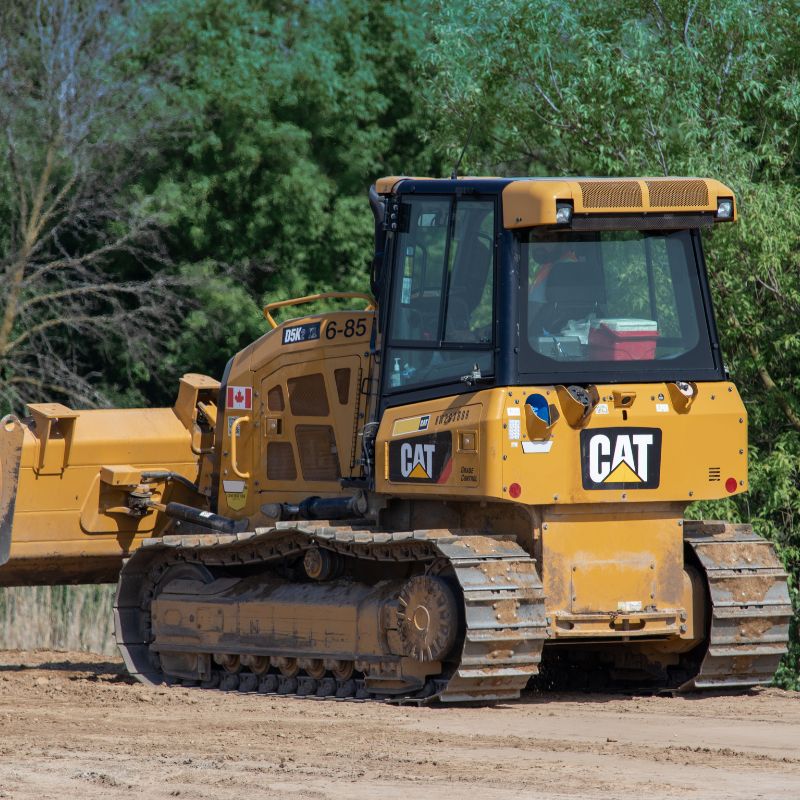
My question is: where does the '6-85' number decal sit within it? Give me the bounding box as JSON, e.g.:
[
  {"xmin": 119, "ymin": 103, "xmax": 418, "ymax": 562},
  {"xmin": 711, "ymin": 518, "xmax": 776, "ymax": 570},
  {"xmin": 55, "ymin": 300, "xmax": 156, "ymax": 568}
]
[{"xmin": 325, "ymin": 317, "xmax": 367, "ymax": 339}]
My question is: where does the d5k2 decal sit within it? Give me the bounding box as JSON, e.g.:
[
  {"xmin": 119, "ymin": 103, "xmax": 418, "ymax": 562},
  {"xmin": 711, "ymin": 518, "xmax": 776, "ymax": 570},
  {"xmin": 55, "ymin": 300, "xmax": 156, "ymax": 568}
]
[
  {"xmin": 282, "ymin": 322, "xmax": 321, "ymax": 345},
  {"xmin": 580, "ymin": 428, "xmax": 662, "ymax": 490},
  {"xmin": 389, "ymin": 432, "xmax": 452, "ymax": 484}
]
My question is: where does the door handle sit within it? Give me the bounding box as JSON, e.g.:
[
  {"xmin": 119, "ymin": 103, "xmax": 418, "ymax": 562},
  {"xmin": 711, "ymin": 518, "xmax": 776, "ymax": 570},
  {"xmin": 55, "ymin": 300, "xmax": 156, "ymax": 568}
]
[{"xmin": 229, "ymin": 415, "xmax": 250, "ymax": 479}]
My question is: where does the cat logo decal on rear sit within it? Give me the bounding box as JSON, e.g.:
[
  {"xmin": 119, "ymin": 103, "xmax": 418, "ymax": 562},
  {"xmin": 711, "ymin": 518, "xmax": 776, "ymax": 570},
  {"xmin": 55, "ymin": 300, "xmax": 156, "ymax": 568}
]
[
  {"xmin": 388, "ymin": 432, "xmax": 452, "ymax": 484},
  {"xmin": 581, "ymin": 428, "xmax": 662, "ymax": 490}
]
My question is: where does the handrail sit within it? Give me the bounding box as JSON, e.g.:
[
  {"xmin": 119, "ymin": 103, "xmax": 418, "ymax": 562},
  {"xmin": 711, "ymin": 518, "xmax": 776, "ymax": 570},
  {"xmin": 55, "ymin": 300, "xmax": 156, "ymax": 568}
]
[
  {"xmin": 263, "ymin": 291, "xmax": 376, "ymax": 329},
  {"xmin": 229, "ymin": 416, "xmax": 250, "ymax": 479}
]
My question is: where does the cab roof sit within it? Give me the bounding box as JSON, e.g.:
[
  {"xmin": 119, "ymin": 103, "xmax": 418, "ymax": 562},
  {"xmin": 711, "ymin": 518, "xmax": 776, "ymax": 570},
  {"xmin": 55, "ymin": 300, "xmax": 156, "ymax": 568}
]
[{"xmin": 375, "ymin": 176, "xmax": 736, "ymax": 227}]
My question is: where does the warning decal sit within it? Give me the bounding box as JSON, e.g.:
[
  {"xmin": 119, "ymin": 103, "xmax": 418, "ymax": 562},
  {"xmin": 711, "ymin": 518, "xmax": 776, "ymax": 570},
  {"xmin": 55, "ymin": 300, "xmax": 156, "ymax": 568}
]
[
  {"xmin": 227, "ymin": 386, "xmax": 252, "ymax": 410},
  {"xmin": 222, "ymin": 479, "xmax": 248, "ymax": 511},
  {"xmin": 392, "ymin": 414, "xmax": 431, "ymax": 437}
]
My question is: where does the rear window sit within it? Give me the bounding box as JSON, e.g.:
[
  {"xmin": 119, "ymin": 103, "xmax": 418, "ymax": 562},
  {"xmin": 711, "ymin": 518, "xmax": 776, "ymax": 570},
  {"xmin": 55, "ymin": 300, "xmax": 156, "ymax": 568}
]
[{"xmin": 519, "ymin": 229, "xmax": 717, "ymax": 378}]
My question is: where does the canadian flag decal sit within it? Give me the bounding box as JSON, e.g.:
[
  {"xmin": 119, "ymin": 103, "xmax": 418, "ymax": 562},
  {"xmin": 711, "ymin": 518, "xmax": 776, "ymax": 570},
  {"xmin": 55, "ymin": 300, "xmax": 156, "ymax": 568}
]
[{"xmin": 226, "ymin": 385, "xmax": 252, "ymax": 410}]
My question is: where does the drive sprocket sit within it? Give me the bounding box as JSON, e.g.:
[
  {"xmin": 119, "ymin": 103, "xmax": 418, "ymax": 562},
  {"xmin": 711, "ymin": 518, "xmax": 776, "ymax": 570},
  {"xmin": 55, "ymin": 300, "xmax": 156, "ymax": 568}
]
[{"xmin": 397, "ymin": 575, "xmax": 458, "ymax": 662}]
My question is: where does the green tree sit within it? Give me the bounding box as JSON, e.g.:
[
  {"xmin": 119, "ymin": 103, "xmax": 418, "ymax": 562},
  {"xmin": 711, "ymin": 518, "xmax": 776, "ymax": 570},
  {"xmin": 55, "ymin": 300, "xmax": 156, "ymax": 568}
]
[{"xmin": 132, "ymin": 0, "xmax": 443, "ymax": 394}]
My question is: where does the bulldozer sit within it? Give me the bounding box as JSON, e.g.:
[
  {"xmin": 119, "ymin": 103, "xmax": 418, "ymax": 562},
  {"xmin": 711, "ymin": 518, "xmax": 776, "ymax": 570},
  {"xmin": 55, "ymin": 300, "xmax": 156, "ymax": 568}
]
[{"xmin": 0, "ymin": 175, "xmax": 792, "ymax": 702}]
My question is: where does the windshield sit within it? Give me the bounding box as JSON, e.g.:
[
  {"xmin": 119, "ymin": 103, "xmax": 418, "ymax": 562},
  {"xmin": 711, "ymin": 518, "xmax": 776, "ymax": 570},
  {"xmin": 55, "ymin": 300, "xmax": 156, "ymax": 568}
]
[{"xmin": 519, "ymin": 229, "xmax": 718, "ymax": 378}]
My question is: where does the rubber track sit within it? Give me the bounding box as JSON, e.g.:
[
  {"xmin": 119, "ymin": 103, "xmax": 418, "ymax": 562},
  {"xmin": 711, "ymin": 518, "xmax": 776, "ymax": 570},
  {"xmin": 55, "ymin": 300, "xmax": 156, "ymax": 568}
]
[
  {"xmin": 680, "ymin": 520, "xmax": 792, "ymax": 691},
  {"xmin": 114, "ymin": 523, "xmax": 547, "ymax": 704}
]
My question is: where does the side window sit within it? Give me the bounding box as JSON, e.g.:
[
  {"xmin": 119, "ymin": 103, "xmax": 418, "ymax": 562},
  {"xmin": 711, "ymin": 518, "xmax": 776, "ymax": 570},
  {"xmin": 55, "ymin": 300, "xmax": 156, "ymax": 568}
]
[
  {"xmin": 444, "ymin": 201, "xmax": 495, "ymax": 343},
  {"xmin": 388, "ymin": 198, "xmax": 450, "ymax": 343},
  {"xmin": 387, "ymin": 196, "xmax": 495, "ymax": 391}
]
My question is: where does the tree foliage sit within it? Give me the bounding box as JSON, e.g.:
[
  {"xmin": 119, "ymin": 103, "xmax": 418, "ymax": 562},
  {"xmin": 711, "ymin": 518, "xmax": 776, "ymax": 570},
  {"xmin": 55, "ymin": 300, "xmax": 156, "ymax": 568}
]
[{"xmin": 135, "ymin": 0, "xmax": 442, "ymax": 389}]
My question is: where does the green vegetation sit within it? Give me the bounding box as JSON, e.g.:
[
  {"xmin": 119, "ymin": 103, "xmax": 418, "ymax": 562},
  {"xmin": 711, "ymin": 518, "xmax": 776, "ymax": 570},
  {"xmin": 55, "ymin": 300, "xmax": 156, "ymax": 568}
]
[
  {"xmin": 0, "ymin": 0, "xmax": 797, "ymax": 684},
  {"xmin": 0, "ymin": 586, "xmax": 115, "ymax": 654}
]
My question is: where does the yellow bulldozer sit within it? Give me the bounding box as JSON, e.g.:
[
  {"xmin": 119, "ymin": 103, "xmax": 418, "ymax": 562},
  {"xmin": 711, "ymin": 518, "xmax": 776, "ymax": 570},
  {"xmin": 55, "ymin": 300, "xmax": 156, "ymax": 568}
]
[{"xmin": 0, "ymin": 175, "xmax": 791, "ymax": 702}]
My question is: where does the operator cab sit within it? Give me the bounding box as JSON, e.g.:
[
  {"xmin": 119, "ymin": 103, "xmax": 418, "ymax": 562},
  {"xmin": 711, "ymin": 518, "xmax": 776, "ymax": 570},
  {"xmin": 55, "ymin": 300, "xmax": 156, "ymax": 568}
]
[{"xmin": 374, "ymin": 177, "xmax": 731, "ymax": 407}]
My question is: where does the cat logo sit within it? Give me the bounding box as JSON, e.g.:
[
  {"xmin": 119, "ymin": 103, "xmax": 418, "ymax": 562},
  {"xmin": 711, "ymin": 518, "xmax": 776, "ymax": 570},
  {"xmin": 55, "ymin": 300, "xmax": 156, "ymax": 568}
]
[
  {"xmin": 580, "ymin": 428, "xmax": 662, "ymax": 490},
  {"xmin": 401, "ymin": 442, "xmax": 435, "ymax": 478},
  {"xmin": 388, "ymin": 432, "xmax": 452, "ymax": 484}
]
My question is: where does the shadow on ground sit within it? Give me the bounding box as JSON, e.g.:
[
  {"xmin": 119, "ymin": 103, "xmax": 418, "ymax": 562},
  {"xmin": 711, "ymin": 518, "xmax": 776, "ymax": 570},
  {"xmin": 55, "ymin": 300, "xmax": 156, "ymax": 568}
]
[{"xmin": 0, "ymin": 657, "xmax": 133, "ymax": 682}]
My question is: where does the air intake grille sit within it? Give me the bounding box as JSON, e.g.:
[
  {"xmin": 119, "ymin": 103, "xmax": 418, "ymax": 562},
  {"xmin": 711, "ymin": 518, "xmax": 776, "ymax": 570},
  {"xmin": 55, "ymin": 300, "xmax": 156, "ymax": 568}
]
[
  {"xmin": 571, "ymin": 214, "xmax": 713, "ymax": 231},
  {"xmin": 646, "ymin": 179, "xmax": 708, "ymax": 208},
  {"xmin": 288, "ymin": 373, "xmax": 329, "ymax": 416},
  {"xmin": 334, "ymin": 368, "xmax": 351, "ymax": 405},
  {"xmin": 296, "ymin": 425, "xmax": 341, "ymax": 482},
  {"xmin": 579, "ymin": 180, "xmax": 642, "ymax": 208},
  {"xmin": 267, "ymin": 442, "xmax": 297, "ymax": 480},
  {"xmin": 708, "ymin": 467, "xmax": 721, "ymax": 482},
  {"xmin": 267, "ymin": 385, "xmax": 285, "ymax": 412}
]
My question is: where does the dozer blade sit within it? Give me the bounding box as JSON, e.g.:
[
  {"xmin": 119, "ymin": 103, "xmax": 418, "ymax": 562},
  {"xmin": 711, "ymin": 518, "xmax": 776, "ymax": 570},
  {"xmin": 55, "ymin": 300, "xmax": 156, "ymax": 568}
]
[
  {"xmin": 0, "ymin": 374, "xmax": 218, "ymax": 587},
  {"xmin": 0, "ymin": 414, "xmax": 25, "ymax": 567}
]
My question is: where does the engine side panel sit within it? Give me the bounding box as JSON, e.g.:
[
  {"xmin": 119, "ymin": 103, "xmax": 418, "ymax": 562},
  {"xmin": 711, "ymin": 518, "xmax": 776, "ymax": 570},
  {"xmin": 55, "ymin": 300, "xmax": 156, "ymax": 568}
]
[{"xmin": 217, "ymin": 309, "xmax": 376, "ymax": 520}]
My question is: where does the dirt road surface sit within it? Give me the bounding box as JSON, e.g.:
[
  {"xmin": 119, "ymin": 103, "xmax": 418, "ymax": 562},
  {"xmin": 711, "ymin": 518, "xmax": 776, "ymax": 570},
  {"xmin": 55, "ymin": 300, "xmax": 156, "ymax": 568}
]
[{"xmin": 0, "ymin": 650, "xmax": 798, "ymax": 800}]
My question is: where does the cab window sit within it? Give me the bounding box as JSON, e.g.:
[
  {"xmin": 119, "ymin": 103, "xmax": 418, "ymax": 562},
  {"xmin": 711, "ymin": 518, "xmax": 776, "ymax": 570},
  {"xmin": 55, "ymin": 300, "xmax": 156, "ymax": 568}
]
[
  {"xmin": 386, "ymin": 197, "xmax": 495, "ymax": 391},
  {"xmin": 521, "ymin": 229, "xmax": 711, "ymax": 372}
]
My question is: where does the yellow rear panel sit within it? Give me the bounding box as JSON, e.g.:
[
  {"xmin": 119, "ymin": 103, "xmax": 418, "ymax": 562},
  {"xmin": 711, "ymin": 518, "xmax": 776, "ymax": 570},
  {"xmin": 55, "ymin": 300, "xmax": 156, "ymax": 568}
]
[{"xmin": 376, "ymin": 381, "xmax": 747, "ymax": 505}]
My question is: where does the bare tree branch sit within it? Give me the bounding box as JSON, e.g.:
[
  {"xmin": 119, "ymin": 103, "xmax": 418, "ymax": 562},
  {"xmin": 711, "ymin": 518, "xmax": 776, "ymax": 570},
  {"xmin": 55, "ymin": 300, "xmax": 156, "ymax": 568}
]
[
  {"xmin": 683, "ymin": 1, "xmax": 699, "ymax": 50},
  {"xmin": 0, "ymin": 0, "xmax": 191, "ymax": 412}
]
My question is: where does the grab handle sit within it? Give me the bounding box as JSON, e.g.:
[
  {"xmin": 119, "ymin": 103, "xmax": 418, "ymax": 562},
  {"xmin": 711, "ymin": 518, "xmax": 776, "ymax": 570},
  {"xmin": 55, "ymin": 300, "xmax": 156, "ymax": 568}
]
[
  {"xmin": 263, "ymin": 292, "xmax": 376, "ymax": 329},
  {"xmin": 229, "ymin": 416, "xmax": 250, "ymax": 479}
]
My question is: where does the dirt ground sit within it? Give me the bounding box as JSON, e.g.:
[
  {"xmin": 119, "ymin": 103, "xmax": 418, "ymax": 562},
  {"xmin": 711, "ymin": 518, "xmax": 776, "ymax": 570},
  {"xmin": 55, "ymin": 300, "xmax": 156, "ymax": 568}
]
[{"xmin": 0, "ymin": 650, "xmax": 798, "ymax": 800}]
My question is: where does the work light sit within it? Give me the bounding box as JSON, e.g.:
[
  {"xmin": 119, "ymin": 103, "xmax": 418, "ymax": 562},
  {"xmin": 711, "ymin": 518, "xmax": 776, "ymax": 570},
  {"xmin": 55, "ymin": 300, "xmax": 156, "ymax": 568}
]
[
  {"xmin": 555, "ymin": 202, "xmax": 573, "ymax": 224},
  {"xmin": 716, "ymin": 198, "xmax": 733, "ymax": 219}
]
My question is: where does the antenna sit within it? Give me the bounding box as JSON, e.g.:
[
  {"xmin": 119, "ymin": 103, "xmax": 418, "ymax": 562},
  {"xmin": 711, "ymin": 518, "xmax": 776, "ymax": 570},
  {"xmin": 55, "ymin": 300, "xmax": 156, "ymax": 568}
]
[{"xmin": 450, "ymin": 118, "xmax": 476, "ymax": 180}]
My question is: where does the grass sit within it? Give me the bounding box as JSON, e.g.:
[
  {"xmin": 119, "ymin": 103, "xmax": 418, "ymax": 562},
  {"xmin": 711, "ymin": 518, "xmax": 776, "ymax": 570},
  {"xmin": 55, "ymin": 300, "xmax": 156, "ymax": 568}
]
[{"xmin": 0, "ymin": 585, "xmax": 116, "ymax": 654}]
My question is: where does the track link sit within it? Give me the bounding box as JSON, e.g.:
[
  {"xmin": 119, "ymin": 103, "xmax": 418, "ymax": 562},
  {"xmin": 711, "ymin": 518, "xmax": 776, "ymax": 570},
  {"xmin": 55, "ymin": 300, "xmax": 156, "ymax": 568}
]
[
  {"xmin": 680, "ymin": 520, "xmax": 792, "ymax": 691},
  {"xmin": 114, "ymin": 524, "xmax": 546, "ymax": 704}
]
